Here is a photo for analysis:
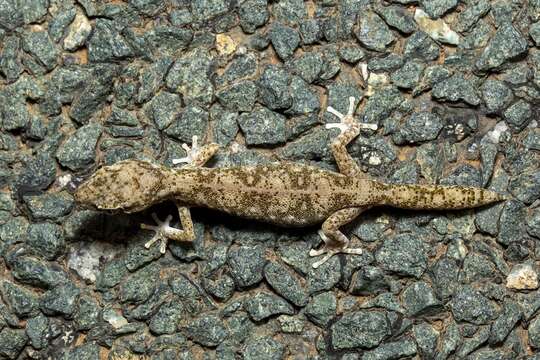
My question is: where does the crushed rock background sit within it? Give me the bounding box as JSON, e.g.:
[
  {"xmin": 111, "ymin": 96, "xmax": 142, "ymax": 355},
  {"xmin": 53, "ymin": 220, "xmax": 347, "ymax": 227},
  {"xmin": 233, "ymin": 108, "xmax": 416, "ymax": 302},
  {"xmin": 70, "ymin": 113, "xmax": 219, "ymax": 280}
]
[{"xmin": 0, "ymin": 0, "xmax": 539, "ymax": 359}]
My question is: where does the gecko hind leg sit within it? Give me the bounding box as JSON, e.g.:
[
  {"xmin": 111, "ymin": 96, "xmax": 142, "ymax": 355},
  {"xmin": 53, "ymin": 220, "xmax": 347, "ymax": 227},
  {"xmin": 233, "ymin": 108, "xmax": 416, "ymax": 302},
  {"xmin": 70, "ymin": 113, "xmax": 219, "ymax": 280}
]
[
  {"xmin": 326, "ymin": 96, "xmax": 378, "ymax": 177},
  {"xmin": 141, "ymin": 205, "xmax": 195, "ymax": 253},
  {"xmin": 172, "ymin": 135, "xmax": 219, "ymax": 167},
  {"xmin": 310, "ymin": 207, "xmax": 369, "ymax": 268}
]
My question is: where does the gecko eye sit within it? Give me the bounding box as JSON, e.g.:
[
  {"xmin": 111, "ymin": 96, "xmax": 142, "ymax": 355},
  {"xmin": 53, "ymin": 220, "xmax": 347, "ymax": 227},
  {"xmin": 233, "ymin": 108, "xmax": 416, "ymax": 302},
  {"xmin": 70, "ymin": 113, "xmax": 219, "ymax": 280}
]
[{"xmin": 75, "ymin": 160, "xmax": 164, "ymax": 212}]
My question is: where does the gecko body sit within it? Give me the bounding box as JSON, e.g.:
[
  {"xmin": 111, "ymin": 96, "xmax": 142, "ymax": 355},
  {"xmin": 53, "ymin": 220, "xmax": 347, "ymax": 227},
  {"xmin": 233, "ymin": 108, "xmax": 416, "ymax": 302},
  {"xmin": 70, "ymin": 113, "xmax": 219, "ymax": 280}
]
[{"xmin": 75, "ymin": 97, "xmax": 505, "ymax": 267}]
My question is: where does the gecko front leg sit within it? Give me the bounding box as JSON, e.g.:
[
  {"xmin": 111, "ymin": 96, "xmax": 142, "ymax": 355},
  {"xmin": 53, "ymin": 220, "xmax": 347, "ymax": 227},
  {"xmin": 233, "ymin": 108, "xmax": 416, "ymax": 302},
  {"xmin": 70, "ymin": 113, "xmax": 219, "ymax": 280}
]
[
  {"xmin": 326, "ymin": 96, "xmax": 377, "ymax": 177},
  {"xmin": 141, "ymin": 136, "xmax": 219, "ymax": 253},
  {"xmin": 141, "ymin": 205, "xmax": 195, "ymax": 253},
  {"xmin": 310, "ymin": 206, "xmax": 371, "ymax": 268},
  {"xmin": 172, "ymin": 135, "xmax": 220, "ymax": 167}
]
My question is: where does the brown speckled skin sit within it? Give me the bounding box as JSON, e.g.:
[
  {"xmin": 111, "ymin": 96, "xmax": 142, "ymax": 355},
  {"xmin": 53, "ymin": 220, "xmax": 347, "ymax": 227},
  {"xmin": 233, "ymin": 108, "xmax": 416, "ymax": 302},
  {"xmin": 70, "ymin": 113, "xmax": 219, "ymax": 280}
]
[
  {"xmin": 75, "ymin": 159, "xmax": 504, "ymax": 226},
  {"xmin": 74, "ymin": 102, "xmax": 505, "ymax": 265}
]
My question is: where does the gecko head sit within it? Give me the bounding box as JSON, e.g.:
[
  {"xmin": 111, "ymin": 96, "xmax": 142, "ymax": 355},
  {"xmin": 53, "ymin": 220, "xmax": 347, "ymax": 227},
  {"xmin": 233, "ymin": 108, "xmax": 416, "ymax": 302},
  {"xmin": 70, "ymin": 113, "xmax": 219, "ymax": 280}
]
[{"xmin": 74, "ymin": 159, "xmax": 166, "ymax": 213}]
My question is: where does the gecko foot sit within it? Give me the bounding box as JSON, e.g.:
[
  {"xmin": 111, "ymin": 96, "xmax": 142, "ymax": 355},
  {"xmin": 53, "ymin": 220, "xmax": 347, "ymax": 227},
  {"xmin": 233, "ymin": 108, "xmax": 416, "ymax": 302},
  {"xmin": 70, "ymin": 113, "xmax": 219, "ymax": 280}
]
[
  {"xmin": 326, "ymin": 96, "xmax": 378, "ymax": 133},
  {"xmin": 309, "ymin": 230, "xmax": 363, "ymax": 268},
  {"xmin": 141, "ymin": 213, "xmax": 177, "ymax": 253},
  {"xmin": 172, "ymin": 135, "xmax": 201, "ymax": 165}
]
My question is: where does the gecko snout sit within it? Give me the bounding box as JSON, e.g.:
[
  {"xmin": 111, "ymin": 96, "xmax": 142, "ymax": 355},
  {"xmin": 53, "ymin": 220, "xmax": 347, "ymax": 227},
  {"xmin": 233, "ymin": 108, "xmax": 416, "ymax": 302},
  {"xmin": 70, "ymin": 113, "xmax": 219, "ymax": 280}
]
[{"xmin": 74, "ymin": 160, "xmax": 166, "ymax": 213}]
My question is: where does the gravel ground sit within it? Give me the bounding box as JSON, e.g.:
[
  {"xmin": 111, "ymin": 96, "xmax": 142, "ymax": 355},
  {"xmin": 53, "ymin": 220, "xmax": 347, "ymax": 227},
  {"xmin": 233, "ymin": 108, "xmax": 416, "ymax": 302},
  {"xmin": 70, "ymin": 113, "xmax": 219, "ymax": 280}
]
[{"xmin": 0, "ymin": 0, "xmax": 539, "ymax": 359}]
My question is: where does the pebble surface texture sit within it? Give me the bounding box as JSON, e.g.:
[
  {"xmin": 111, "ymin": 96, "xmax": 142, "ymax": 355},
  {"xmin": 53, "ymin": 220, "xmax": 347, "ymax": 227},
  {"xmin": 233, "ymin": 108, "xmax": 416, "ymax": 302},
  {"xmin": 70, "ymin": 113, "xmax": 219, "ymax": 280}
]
[{"xmin": 0, "ymin": 0, "xmax": 539, "ymax": 359}]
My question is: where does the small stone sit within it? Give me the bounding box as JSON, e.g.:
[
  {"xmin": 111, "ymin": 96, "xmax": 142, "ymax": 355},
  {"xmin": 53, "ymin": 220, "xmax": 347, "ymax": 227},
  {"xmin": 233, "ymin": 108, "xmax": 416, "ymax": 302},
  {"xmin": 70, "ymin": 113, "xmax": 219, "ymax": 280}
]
[
  {"xmin": 64, "ymin": 12, "xmax": 92, "ymax": 51},
  {"xmin": 455, "ymin": 0, "xmax": 491, "ymax": 32},
  {"xmin": 48, "ymin": 8, "xmax": 76, "ymax": 42},
  {"xmin": 362, "ymin": 338, "xmax": 417, "ymax": 360},
  {"xmin": 450, "ymin": 285, "xmax": 498, "ymax": 324},
  {"xmin": 508, "ymin": 170, "xmax": 540, "ymax": 205},
  {"xmin": 349, "ymin": 266, "xmax": 390, "ymax": 295},
  {"xmin": 414, "ymin": 8, "xmax": 459, "ymax": 45},
  {"xmin": 145, "ymin": 91, "xmax": 181, "ymax": 130},
  {"xmin": 528, "ymin": 208, "xmax": 540, "ymax": 238},
  {"xmin": 26, "ymin": 222, "xmax": 65, "ymax": 260},
  {"xmin": 0, "ymin": 35, "xmax": 23, "ymax": 82},
  {"xmin": 503, "ymin": 100, "xmax": 533, "ymax": 133},
  {"xmin": 9, "ymin": 255, "xmax": 68, "ymax": 289},
  {"xmin": 480, "ymin": 79, "xmax": 513, "ymax": 114},
  {"xmin": 354, "ymin": 11, "xmax": 395, "ymax": 52},
  {"xmin": 164, "ymin": 105, "xmax": 208, "ymax": 143},
  {"xmin": 243, "ymin": 336, "xmax": 284, "ymax": 360},
  {"xmin": 237, "ymin": 107, "xmax": 287, "ymax": 146},
  {"xmin": 363, "ymin": 86, "xmax": 404, "ymax": 125},
  {"xmin": 420, "ymin": 0, "xmax": 458, "ymax": 18},
  {"xmin": 393, "ymin": 111, "xmax": 443, "ymax": 145},
  {"xmin": 211, "ymin": 105, "xmax": 238, "ymax": 147},
  {"xmin": 227, "ymin": 245, "xmax": 266, "ymax": 288},
  {"xmin": 274, "ymin": 0, "xmax": 306, "ymax": 25},
  {"xmin": 244, "ymin": 291, "xmax": 294, "ymax": 321},
  {"xmin": 202, "ymin": 274, "xmax": 235, "ymax": 301},
  {"xmin": 506, "ymin": 262, "xmax": 539, "ymax": 290},
  {"xmin": 287, "ymin": 76, "xmax": 320, "ymax": 116},
  {"xmin": 489, "ymin": 300, "xmax": 522, "ymax": 344},
  {"xmin": 307, "ymin": 255, "xmax": 341, "ymax": 294},
  {"xmin": 304, "ymin": 291, "xmax": 336, "ymax": 327},
  {"xmin": 432, "ymin": 74, "xmax": 481, "ymax": 106},
  {"xmin": 0, "ymin": 92, "xmax": 30, "ymax": 131},
  {"xmin": 75, "ymin": 296, "xmax": 100, "ymax": 331},
  {"xmin": 402, "ymin": 281, "xmax": 442, "ymax": 316},
  {"xmin": 531, "ymin": 21, "xmax": 540, "ymax": 46},
  {"xmin": 375, "ymin": 4, "xmax": 416, "ymax": 34},
  {"xmin": 149, "ymin": 299, "xmax": 184, "ymax": 335},
  {"xmin": 338, "ymin": 44, "xmax": 365, "ymax": 63},
  {"xmin": 299, "ymin": 19, "xmax": 322, "ymax": 45},
  {"xmin": 498, "ymin": 200, "xmax": 526, "ymax": 246},
  {"xmin": 119, "ymin": 264, "xmax": 159, "ymax": 304},
  {"xmin": 0, "ymin": 328, "xmax": 27, "ymax": 359},
  {"xmin": 1, "ymin": 280, "xmax": 38, "ymax": 318},
  {"xmin": 269, "ymin": 23, "xmax": 299, "ymax": 60},
  {"xmin": 216, "ymin": 34, "xmax": 236, "ymax": 56},
  {"xmin": 59, "ymin": 342, "xmax": 100, "ymax": 359},
  {"xmin": 258, "ymin": 64, "xmax": 291, "ymax": 110},
  {"xmin": 220, "ymin": 53, "xmax": 258, "ymax": 85},
  {"xmin": 26, "ymin": 314, "xmax": 48, "ymax": 350},
  {"xmin": 391, "ymin": 60, "xmax": 425, "ymax": 89},
  {"xmin": 22, "ymin": 30, "xmax": 58, "ymax": 71},
  {"xmin": 15, "ymin": 153, "xmax": 56, "ymax": 195},
  {"xmin": 375, "ymin": 233, "xmax": 428, "ymax": 278},
  {"xmin": 69, "ymin": 66, "xmax": 115, "ymax": 124},
  {"xmin": 40, "ymin": 282, "xmax": 80, "ymax": 317},
  {"xmin": 530, "ymin": 314, "xmax": 540, "ymax": 348},
  {"xmin": 476, "ymin": 23, "xmax": 528, "ymax": 71},
  {"xmin": 264, "ymin": 261, "xmax": 307, "ymax": 307},
  {"xmin": 165, "ymin": 48, "xmax": 214, "ymax": 106},
  {"xmin": 87, "ymin": 19, "xmax": 133, "ymax": 62},
  {"xmin": 404, "ymin": 31, "xmax": 440, "ymax": 61},
  {"xmin": 216, "ymin": 80, "xmax": 258, "ymax": 112},
  {"xmin": 330, "ymin": 311, "xmax": 390, "ymax": 350},
  {"xmin": 56, "ymin": 123, "xmax": 102, "ymax": 171},
  {"xmin": 191, "ymin": 0, "xmax": 229, "ymax": 22},
  {"xmin": 413, "ymin": 323, "xmax": 439, "ymax": 359},
  {"xmin": 238, "ymin": 0, "xmax": 268, "ymax": 33}
]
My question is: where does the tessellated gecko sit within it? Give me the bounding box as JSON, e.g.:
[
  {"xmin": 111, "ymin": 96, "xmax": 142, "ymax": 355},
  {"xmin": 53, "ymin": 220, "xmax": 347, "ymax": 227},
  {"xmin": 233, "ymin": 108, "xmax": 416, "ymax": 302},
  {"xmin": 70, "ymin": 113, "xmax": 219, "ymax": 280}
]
[{"xmin": 75, "ymin": 97, "xmax": 505, "ymax": 268}]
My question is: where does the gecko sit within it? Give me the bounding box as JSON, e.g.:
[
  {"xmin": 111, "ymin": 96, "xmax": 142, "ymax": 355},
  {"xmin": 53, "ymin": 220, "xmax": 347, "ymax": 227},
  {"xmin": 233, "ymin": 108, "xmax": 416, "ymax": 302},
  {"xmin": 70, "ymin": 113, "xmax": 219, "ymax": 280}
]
[{"xmin": 75, "ymin": 97, "xmax": 506, "ymax": 268}]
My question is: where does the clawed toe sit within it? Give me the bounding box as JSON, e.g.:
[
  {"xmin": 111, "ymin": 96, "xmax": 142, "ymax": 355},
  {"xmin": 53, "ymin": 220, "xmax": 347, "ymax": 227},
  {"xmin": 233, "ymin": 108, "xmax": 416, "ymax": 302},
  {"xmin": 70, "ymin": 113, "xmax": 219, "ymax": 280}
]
[
  {"xmin": 172, "ymin": 135, "xmax": 200, "ymax": 165},
  {"xmin": 141, "ymin": 212, "xmax": 174, "ymax": 253},
  {"xmin": 325, "ymin": 97, "xmax": 377, "ymax": 134},
  {"xmin": 310, "ymin": 229, "xmax": 363, "ymax": 268},
  {"xmin": 309, "ymin": 245, "xmax": 364, "ymax": 268}
]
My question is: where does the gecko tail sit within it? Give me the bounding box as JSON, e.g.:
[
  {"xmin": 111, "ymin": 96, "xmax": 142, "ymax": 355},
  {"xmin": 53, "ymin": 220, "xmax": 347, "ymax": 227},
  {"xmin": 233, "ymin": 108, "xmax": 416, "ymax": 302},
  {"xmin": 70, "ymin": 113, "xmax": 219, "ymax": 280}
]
[{"xmin": 382, "ymin": 183, "xmax": 506, "ymax": 210}]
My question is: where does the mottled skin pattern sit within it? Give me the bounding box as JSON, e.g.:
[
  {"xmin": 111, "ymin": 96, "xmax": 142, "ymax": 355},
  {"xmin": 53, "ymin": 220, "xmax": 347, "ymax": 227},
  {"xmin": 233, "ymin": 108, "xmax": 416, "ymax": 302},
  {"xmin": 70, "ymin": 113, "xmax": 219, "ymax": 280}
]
[{"xmin": 75, "ymin": 97, "xmax": 506, "ymax": 267}]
